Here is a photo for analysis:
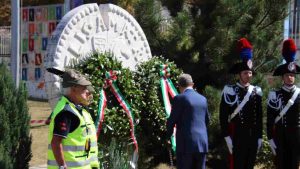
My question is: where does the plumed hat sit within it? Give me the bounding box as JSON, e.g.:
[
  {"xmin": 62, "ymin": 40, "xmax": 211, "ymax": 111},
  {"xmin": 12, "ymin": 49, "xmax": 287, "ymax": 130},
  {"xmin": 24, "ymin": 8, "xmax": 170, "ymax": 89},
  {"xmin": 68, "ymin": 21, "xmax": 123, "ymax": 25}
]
[
  {"xmin": 229, "ymin": 38, "xmax": 254, "ymax": 74},
  {"xmin": 273, "ymin": 38, "xmax": 300, "ymax": 76}
]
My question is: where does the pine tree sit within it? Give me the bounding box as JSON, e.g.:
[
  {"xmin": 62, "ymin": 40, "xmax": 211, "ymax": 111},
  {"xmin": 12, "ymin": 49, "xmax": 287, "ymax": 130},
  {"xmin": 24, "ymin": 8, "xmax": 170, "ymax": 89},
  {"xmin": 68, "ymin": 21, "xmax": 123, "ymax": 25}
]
[
  {"xmin": 136, "ymin": 0, "xmax": 289, "ymax": 89},
  {"xmin": 0, "ymin": 63, "xmax": 32, "ymax": 169},
  {"xmin": 133, "ymin": 0, "xmax": 288, "ymax": 167}
]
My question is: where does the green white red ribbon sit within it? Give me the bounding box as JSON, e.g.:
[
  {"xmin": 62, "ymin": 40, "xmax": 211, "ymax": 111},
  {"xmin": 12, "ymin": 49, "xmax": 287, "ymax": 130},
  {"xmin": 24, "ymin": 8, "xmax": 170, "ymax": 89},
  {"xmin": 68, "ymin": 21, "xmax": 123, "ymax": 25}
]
[
  {"xmin": 105, "ymin": 70, "xmax": 138, "ymax": 153},
  {"xmin": 95, "ymin": 70, "xmax": 139, "ymax": 165},
  {"xmin": 159, "ymin": 64, "xmax": 178, "ymax": 152},
  {"xmin": 95, "ymin": 89, "xmax": 107, "ymax": 138}
]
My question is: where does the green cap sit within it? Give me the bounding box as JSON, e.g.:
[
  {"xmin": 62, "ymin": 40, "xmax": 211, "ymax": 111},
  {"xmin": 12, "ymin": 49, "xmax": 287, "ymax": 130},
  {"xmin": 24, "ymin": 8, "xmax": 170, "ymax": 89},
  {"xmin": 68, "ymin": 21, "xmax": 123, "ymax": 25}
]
[
  {"xmin": 86, "ymin": 85, "xmax": 95, "ymax": 93},
  {"xmin": 62, "ymin": 69, "xmax": 94, "ymax": 92}
]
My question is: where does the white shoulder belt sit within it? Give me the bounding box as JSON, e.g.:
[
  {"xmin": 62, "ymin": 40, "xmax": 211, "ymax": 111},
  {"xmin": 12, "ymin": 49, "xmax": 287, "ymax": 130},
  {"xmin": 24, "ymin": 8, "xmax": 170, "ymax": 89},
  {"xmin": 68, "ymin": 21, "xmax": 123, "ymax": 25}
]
[
  {"xmin": 228, "ymin": 85, "xmax": 254, "ymax": 122},
  {"xmin": 274, "ymin": 88, "xmax": 300, "ymax": 123}
]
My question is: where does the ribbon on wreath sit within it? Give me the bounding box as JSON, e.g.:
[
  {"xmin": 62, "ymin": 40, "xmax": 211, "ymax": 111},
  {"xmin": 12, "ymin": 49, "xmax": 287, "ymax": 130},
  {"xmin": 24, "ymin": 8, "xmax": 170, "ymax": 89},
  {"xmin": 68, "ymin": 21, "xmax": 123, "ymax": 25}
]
[
  {"xmin": 95, "ymin": 70, "xmax": 138, "ymax": 168},
  {"xmin": 159, "ymin": 64, "xmax": 178, "ymax": 152},
  {"xmin": 95, "ymin": 88, "xmax": 107, "ymax": 138}
]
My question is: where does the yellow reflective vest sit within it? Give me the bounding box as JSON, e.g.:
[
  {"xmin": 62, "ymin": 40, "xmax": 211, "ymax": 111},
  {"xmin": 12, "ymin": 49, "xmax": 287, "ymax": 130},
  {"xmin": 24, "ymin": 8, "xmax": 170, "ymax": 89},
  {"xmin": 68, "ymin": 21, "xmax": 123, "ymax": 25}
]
[{"xmin": 47, "ymin": 96, "xmax": 99, "ymax": 169}]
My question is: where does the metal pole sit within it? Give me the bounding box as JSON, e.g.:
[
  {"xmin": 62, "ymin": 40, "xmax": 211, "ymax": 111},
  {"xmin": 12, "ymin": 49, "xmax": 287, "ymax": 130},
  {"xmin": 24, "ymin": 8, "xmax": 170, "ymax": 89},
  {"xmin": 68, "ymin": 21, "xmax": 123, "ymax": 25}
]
[
  {"xmin": 11, "ymin": 0, "xmax": 20, "ymax": 88},
  {"xmin": 65, "ymin": 0, "xmax": 71, "ymax": 13}
]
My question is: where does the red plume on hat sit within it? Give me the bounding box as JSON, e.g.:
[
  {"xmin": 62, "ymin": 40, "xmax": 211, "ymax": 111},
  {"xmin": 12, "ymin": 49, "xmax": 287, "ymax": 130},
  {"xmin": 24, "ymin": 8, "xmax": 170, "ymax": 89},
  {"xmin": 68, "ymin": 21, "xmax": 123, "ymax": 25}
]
[
  {"xmin": 237, "ymin": 38, "xmax": 253, "ymax": 61},
  {"xmin": 229, "ymin": 38, "xmax": 253, "ymax": 74},
  {"xmin": 273, "ymin": 38, "xmax": 300, "ymax": 76},
  {"xmin": 282, "ymin": 38, "xmax": 297, "ymax": 63}
]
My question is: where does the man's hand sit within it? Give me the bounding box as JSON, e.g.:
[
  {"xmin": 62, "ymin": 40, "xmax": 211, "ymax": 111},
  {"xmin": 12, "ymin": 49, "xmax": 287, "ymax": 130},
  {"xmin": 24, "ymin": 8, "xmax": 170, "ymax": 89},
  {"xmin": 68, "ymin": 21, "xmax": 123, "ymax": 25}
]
[
  {"xmin": 268, "ymin": 139, "xmax": 277, "ymax": 155},
  {"xmin": 224, "ymin": 136, "xmax": 233, "ymax": 154}
]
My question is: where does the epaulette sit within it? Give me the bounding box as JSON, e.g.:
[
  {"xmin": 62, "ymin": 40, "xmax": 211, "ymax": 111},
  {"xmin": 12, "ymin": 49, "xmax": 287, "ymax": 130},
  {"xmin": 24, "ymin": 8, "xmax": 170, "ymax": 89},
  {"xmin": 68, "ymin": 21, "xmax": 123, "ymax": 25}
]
[
  {"xmin": 267, "ymin": 89, "xmax": 281, "ymax": 110},
  {"xmin": 222, "ymin": 85, "xmax": 236, "ymax": 95},
  {"xmin": 255, "ymin": 86, "xmax": 263, "ymax": 96},
  {"xmin": 268, "ymin": 90, "xmax": 277, "ymax": 100}
]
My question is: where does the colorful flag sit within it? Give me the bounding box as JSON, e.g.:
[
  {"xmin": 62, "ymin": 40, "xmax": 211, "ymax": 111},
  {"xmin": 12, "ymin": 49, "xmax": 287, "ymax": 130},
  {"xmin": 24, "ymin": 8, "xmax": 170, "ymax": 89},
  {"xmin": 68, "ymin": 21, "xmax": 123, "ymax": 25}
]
[
  {"xmin": 48, "ymin": 22, "xmax": 56, "ymax": 35},
  {"xmin": 29, "ymin": 8, "xmax": 35, "ymax": 21},
  {"xmin": 35, "ymin": 53, "xmax": 42, "ymax": 65},
  {"xmin": 29, "ymin": 38, "xmax": 34, "ymax": 51},
  {"xmin": 22, "ymin": 68, "xmax": 28, "ymax": 81},
  {"xmin": 29, "ymin": 23, "xmax": 35, "ymax": 35},
  {"xmin": 48, "ymin": 6, "xmax": 55, "ymax": 20},
  {"xmin": 35, "ymin": 8, "xmax": 42, "ymax": 21},
  {"xmin": 41, "ymin": 7, "xmax": 48, "ymax": 21},
  {"xmin": 22, "ymin": 54, "xmax": 29, "ymax": 64},
  {"xmin": 42, "ymin": 37, "xmax": 48, "ymax": 50},
  {"xmin": 56, "ymin": 6, "xmax": 63, "ymax": 20},
  {"xmin": 22, "ymin": 8, "xmax": 28, "ymax": 22},
  {"xmin": 35, "ymin": 68, "xmax": 41, "ymax": 80},
  {"xmin": 22, "ymin": 39, "xmax": 28, "ymax": 52}
]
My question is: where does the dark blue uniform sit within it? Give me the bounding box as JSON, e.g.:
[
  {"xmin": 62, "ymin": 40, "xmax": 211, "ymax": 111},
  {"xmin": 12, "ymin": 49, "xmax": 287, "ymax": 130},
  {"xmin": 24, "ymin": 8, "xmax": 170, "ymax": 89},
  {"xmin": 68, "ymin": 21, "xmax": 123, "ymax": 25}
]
[
  {"xmin": 220, "ymin": 83, "xmax": 263, "ymax": 169},
  {"xmin": 267, "ymin": 85, "xmax": 300, "ymax": 169}
]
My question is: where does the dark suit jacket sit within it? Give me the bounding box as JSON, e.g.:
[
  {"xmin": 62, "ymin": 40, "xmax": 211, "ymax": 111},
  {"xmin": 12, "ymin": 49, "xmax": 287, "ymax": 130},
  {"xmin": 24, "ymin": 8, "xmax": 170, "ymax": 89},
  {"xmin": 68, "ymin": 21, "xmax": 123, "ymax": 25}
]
[{"xmin": 167, "ymin": 88, "xmax": 210, "ymax": 153}]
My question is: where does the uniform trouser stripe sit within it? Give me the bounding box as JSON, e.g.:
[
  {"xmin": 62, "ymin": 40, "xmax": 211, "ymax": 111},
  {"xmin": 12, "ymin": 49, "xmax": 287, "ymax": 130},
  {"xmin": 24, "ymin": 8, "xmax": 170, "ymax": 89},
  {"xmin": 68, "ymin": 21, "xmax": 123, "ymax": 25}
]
[
  {"xmin": 48, "ymin": 156, "xmax": 98, "ymax": 167},
  {"xmin": 48, "ymin": 142, "xmax": 97, "ymax": 151}
]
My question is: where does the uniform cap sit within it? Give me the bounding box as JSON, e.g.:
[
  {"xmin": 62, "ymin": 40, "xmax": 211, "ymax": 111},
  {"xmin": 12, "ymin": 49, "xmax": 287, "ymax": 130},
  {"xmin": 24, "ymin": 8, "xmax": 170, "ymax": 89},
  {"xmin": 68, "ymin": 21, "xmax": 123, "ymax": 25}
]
[
  {"xmin": 62, "ymin": 69, "xmax": 93, "ymax": 89},
  {"xmin": 282, "ymin": 38, "xmax": 297, "ymax": 62},
  {"xmin": 229, "ymin": 38, "xmax": 254, "ymax": 74},
  {"xmin": 273, "ymin": 38, "xmax": 300, "ymax": 76}
]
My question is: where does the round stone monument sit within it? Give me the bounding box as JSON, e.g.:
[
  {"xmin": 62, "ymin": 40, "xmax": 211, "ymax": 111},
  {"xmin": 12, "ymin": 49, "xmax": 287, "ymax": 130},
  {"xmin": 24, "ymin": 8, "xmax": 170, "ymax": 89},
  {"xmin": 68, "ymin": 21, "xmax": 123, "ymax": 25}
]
[{"xmin": 44, "ymin": 3, "xmax": 152, "ymax": 108}]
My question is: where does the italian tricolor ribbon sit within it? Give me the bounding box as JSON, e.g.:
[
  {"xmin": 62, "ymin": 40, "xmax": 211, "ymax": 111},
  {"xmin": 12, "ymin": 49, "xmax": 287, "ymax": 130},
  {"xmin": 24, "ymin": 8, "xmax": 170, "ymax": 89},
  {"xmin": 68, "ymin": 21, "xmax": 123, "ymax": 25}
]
[
  {"xmin": 159, "ymin": 64, "xmax": 178, "ymax": 152},
  {"xmin": 95, "ymin": 70, "xmax": 138, "ymax": 151},
  {"xmin": 95, "ymin": 89, "xmax": 107, "ymax": 138},
  {"xmin": 95, "ymin": 70, "xmax": 139, "ymax": 166}
]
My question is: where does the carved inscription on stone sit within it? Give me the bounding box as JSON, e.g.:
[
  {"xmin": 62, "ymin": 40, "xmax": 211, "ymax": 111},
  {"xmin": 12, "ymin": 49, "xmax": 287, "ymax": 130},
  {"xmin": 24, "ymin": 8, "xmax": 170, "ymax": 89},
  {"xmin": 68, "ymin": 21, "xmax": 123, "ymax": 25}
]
[{"xmin": 44, "ymin": 3, "xmax": 152, "ymax": 108}]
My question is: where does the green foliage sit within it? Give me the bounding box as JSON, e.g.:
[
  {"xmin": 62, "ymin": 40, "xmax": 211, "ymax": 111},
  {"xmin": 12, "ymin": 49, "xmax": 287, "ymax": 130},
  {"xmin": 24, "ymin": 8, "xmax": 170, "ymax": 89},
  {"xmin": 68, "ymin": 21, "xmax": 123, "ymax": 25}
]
[
  {"xmin": 256, "ymin": 133, "xmax": 275, "ymax": 169},
  {"xmin": 75, "ymin": 52, "xmax": 143, "ymax": 141},
  {"xmin": 134, "ymin": 0, "xmax": 166, "ymax": 54},
  {"xmin": 134, "ymin": 0, "xmax": 289, "ymax": 90},
  {"xmin": 203, "ymin": 85, "xmax": 228, "ymax": 168},
  {"xmin": 134, "ymin": 56, "xmax": 182, "ymax": 168},
  {"xmin": 98, "ymin": 138, "xmax": 130, "ymax": 169},
  {"xmin": 203, "ymin": 85, "xmax": 222, "ymax": 147},
  {"xmin": 74, "ymin": 53, "xmax": 143, "ymax": 167},
  {"xmin": 75, "ymin": 54, "xmax": 183, "ymax": 168},
  {"xmin": 0, "ymin": 63, "xmax": 32, "ymax": 169}
]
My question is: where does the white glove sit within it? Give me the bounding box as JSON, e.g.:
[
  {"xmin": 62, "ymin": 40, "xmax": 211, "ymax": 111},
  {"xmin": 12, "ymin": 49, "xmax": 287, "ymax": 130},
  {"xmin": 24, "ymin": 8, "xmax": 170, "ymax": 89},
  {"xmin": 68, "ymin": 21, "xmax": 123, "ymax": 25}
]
[
  {"xmin": 224, "ymin": 136, "xmax": 233, "ymax": 154},
  {"xmin": 268, "ymin": 139, "xmax": 277, "ymax": 155},
  {"xmin": 257, "ymin": 138, "xmax": 262, "ymax": 151}
]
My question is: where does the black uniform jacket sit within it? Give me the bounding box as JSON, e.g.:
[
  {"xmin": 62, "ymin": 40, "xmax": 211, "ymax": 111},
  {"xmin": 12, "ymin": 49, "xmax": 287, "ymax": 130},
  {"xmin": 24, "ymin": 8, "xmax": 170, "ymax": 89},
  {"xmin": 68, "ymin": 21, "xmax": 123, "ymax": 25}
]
[
  {"xmin": 220, "ymin": 83, "xmax": 263, "ymax": 138},
  {"xmin": 267, "ymin": 86, "xmax": 300, "ymax": 139}
]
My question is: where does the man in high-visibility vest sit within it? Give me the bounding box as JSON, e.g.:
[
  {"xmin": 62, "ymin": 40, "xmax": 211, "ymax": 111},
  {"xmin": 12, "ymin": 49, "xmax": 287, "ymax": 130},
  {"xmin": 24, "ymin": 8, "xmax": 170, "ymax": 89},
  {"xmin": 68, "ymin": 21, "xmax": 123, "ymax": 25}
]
[{"xmin": 47, "ymin": 68, "xmax": 99, "ymax": 169}]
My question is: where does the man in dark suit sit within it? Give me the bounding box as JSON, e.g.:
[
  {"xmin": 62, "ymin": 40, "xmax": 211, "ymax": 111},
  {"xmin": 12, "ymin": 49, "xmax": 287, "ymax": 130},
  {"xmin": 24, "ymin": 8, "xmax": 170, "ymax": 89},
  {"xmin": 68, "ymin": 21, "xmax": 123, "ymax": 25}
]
[
  {"xmin": 219, "ymin": 38, "xmax": 262, "ymax": 169},
  {"xmin": 167, "ymin": 73, "xmax": 210, "ymax": 169}
]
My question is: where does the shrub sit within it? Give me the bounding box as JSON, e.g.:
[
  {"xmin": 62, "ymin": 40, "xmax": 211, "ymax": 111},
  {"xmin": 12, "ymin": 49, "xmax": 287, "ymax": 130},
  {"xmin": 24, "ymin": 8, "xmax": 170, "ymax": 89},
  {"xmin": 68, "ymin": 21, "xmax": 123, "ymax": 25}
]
[
  {"xmin": 0, "ymin": 63, "xmax": 32, "ymax": 169},
  {"xmin": 134, "ymin": 56, "xmax": 182, "ymax": 168}
]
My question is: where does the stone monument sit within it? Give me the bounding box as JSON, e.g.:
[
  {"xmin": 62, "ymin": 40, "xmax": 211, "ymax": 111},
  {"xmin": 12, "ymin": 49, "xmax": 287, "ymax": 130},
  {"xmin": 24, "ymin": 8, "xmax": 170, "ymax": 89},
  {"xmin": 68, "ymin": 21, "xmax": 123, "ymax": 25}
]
[{"xmin": 44, "ymin": 3, "xmax": 152, "ymax": 108}]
